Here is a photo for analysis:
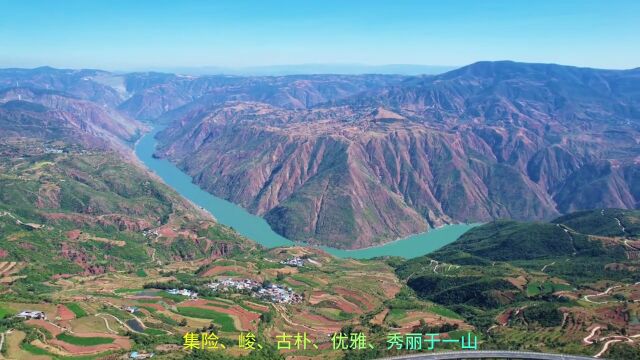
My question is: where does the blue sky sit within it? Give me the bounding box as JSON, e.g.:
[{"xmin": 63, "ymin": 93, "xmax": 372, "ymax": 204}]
[{"xmin": 0, "ymin": 0, "xmax": 638, "ymax": 70}]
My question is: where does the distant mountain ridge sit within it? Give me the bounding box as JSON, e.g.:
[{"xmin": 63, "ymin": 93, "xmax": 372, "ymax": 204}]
[{"xmin": 126, "ymin": 63, "xmax": 457, "ymax": 76}]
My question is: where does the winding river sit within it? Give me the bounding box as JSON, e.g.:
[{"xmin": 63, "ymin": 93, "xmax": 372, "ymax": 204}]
[{"xmin": 135, "ymin": 127, "xmax": 477, "ymax": 259}]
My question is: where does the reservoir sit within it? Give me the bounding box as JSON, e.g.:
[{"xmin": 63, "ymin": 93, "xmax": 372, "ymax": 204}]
[{"xmin": 135, "ymin": 127, "xmax": 477, "ymax": 259}]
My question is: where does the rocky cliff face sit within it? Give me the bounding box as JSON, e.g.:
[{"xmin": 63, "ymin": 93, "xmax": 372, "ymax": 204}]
[{"xmin": 156, "ymin": 62, "xmax": 640, "ymax": 249}]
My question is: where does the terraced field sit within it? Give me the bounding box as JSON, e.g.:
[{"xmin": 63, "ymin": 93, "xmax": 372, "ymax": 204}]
[{"xmin": 0, "ymin": 244, "xmax": 470, "ymax": 359}]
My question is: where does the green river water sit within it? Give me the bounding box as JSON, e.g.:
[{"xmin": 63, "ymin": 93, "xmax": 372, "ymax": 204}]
[{"xmin": 135, "ymin": 127, "xmax": 477, "ymax": 259}]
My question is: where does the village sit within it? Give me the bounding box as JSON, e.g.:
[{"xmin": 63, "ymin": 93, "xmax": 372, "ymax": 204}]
[
  {"xmin": 207, "ymin": 278, "xmax": 260, "ymax": 292},
  {"xmin": 255, "ymin": 283, "xmax": 303, "ymax": 304},
  {"xmin": 207, "ymin": 278, "xmax": 302, "ymax": 304}
]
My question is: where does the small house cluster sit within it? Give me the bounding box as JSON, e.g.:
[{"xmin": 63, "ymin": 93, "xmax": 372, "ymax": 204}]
[
  {"xmin": 255, "ymin": 284, "xmax": 302, "ymax": 304},
  {"xmin": 142, "ymin": 229, "xmax": 159, "ymax": 238},
  {"xmin": 166, "ymin": 288, "xmax": 198, "ymax": 298},
  {"xmin": 280, "ymin": 257, "xmax": 305, "ymax": 267},
  {"xmin": 16, "ymin": 310, "xmax": 46, "ymax": 320},
  {"xmin": 44, "ymin": 147, "xmax": 63, "ymax": 154},
  {"xmin": 207, "ymin": 278, "xmax": 260, "ymax": 292}
]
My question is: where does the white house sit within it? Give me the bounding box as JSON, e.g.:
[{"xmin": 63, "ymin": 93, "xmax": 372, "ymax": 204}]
[{"xmin": 17, "ymin": 310, "xmax": 46, "ymax": 320}]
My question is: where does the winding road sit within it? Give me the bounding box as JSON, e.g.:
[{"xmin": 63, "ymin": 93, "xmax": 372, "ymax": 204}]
[{"xmin": 582, "ymin": 286, "xmax": 621, "ymax": 304}]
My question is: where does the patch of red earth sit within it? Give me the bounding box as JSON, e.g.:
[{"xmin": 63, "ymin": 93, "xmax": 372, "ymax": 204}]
[
  {"xmin": 127, "ymin": 295, "xmax": 163, "ymax": 301},
  {"xmin": 180, "ymin": 299, "xmax": 261, "ymax": 331},
  {"xmin": 206, "ymin": 299, "xmax": 234, "ymax": 307},
  {"xmin": 47, "ymin": 340, "xmax": 120, "ymax": 356},
  {"xmin": 299, "ymin": 313, "xmax": 343, "ymax": 327},
  {"xmin": 496, "ymin": 308, "xmax": 514, "ymax": 326},
  {"xmin": 334, "ymin": 287, "xmax": 376, "ymax": 312},
  {"xmin": 200, "ymin": 265, "xmax": 245, "ymax": 277},
  {"xmin": 380, "ymin": 281, "xmax": 401, "ymax": 298},
  {"xmin": 57, "ymin": 304, "xmax": 75, "ymax": 321},
  {"xmin": 26, "ymin": 319, "xmax": 63, "ymax": 336},
  {"xmin": 243, "ymin": 301, "xmax": 269, "ymax": 313},
  {"xmin": 309, "ymin": 293, "xmax": 361, "ymax": 314},
  {"xmin": 595, "ymin": 305, "xmax": 628, "ymax": 328},
  {"xmin": 331, "ymin": 298, "xmax": 361, "ymax": 314},
  {"xmin": 0, "ymin": 249, "xmax": 7, "ymax": 258},
  {"xmin": 157, "ymin": 226, "xmax": 178, "ymax": 238},
  {"xmin": 179, "ymin": 230, "xmax": 198, "ymax": 240},
  {"xmin": 48, "ymin": 333, "xmax": 131, "ymax": 355},
  {"xmin": 59, "ymin": 243, "xmax": 106, "ymax": 276},
  {"xmin": 308, "ymin": 293, "xmax": 330, "ymax": 304},
  {"xmin": 66, "ymin": 230, "xmax": 81, "ymax": 240},
  {"xmin": 506, "ymin": 276, "xmax": 527, "ymax": 290}
]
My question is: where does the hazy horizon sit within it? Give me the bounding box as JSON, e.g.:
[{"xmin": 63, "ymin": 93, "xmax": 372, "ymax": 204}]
[
  {"xmin": 3, "ymin": 60, "xmax": 640, "ymax": 78},
  {"xmin": 1, "ymin": 0, "xmax": 639, "ymax": 71}
]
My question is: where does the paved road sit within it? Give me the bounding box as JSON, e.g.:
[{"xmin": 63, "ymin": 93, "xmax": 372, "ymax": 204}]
[{"xmin": 380, "ymin": 350, "xmax": 598, "ymax": 359}]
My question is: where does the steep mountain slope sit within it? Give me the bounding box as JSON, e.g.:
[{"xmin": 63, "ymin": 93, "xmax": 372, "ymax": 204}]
[
  {"xmin": 0, "ymin": 133, "xmax": 251, "ymax": 294},
  {"xmin": 155, "ymin": 62, "xmax": 640, "ymax": 249},
  {"xmin": 0, "ymin": 88, "xmax": 145, "ymax": 150}
]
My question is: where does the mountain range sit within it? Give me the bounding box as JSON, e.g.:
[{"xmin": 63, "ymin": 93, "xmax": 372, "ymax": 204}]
[
  {"xmin": 153, "ymin": 61, "xmax": 640, "ymax": 248},
  {"xmin": 1, "ymin": 62, "xmax": 639, "ymax": 249}
]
